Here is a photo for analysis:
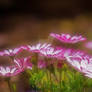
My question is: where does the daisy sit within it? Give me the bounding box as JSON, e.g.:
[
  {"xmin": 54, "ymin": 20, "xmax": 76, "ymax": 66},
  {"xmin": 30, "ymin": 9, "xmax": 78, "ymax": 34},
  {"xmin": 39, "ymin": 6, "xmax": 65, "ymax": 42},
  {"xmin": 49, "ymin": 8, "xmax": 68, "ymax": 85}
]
[
  {"xmin": 84, "ymin": 41, "xmax": 92, "ymax": 49},
  {"xmin": 64, "ymin": 48, "xmax": 85, "ymax": 58},
  {"xmin": 37, "ymin": 60, "xmax": 47, "ymax": 69},
  {"xmin": 50, "ymin": 33, "xmax": 86, "ymax": 43},
  {"xmin": 65, "ymin": 52, "xmax": 92, "ymax": 78},
  {"xmin": 0, "ymin": 66, "xmax": 17, "ymax": 76},
  {"xmin": 40, "ymin": 46, "xmax": 62, "ymax": 58},
  {"xmin": 0, "ymin": 45, "xmax": 28, "ymax": 56},
  {"xmin": 0, "ymin": 57, "xmax": 32, "ymax": 77},
  {"xmin": 27, "ymin": 43, "xmax": 51, "ymax": 53}
]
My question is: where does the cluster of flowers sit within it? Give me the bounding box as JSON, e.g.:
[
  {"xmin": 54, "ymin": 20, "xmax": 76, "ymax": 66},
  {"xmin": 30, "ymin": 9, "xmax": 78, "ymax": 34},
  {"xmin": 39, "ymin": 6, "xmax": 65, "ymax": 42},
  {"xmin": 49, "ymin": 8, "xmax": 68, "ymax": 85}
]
[{"xmin": 0, "ymin": 33, "xmax": 92, "ymax": 78}]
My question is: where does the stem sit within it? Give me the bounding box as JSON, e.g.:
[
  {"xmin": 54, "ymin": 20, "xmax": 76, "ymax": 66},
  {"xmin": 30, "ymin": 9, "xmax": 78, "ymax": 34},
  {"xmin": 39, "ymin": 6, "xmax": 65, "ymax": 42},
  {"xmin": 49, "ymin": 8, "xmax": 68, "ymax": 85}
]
[
  {"xmin": 42, "ymin": 69, "xmax": 45, "ymax": 92},
  {"xmin": 49, "ymin": 72, "xmax": 53, "ymax": 92},
  {"xmin": 83, "ymin": 88, "xmax": 85, "ymax": 92},
  {"xmin": 6, "ymin": 78, "xmax": 13, "ymax": 92},
  {"xmin": 59, "ymin": 70, "xmax": 61, "ymax": 92},
  {"xmin": 46, "ymin": 70, "xmax": 49, "ymax": 91}
]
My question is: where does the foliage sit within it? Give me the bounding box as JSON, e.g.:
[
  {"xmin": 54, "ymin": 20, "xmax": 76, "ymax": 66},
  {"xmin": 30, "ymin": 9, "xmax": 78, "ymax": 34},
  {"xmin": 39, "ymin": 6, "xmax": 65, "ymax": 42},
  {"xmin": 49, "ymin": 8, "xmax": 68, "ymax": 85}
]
[{"xmin": 28, "ymin": 63, "xmax": 92, "ymax": 92}]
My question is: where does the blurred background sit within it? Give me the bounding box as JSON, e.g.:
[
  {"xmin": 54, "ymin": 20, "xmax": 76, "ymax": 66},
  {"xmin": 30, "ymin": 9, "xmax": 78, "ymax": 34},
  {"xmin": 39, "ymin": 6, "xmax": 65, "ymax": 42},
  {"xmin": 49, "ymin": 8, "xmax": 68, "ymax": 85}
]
[
  {"xmin": 0, "ymin": 0, "xmax": 92, "ymax": 92},
  {"xmin": 0, "ymin": 0, "xmax": 92, "ymax": 48}
]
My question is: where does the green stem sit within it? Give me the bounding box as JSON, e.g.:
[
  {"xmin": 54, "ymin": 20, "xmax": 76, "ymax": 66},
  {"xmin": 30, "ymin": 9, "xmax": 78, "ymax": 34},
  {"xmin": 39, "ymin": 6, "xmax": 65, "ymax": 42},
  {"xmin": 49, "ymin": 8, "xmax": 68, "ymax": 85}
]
[
  {"xmin": 49, "ymin": 72, "xmax": 53, "ymax": 92},
  {"xmin": 59, "ymin": 70, "xmax": 61, "ymax": 92},
  {"xmin": 43, "ymin": 69, "xmax": 46, "ymax": 92},
  {"xmin": 83, "ymin": 87, "xmax": 86, "ymax": 92}
]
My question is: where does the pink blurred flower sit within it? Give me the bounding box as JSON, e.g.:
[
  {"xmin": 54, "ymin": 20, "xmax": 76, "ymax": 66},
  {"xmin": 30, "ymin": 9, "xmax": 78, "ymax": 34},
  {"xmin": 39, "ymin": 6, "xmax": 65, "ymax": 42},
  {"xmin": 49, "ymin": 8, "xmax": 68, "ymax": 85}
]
[
  {"xmin": 40, "ymin": 46, "xmax": 62, "ymax": 59},
  {"xmin": 64, "ymin": 48, "xmax": 85, "ymax": 58},
  {"xmin": 50, "ymin": 33, "xmax": 86, "ymax": 43},
  {"xmin": 53, "ymin": 47, "xmax": 85, "ymax": 60},
  {"xmin": 0, "ymin": 57, "xmax": 32, "ymax": 77},
  {"xmin": 55, "ymin": 47, "xmax": 67, "ymax": 60},
  {"xmin": 37, "ymin": 60, "xmax": 47, "ymax": 69},
  {"xmin": 0, "ymin": 45, "xmax": 28, "ymax": 56},
  {"xmin": 65, "ymin": 52, "xmax": 92, "ymax": 78},
  {"xmin": 0, "ymin": 66, "xmax": 17, "ymax": 76},
  {"xmin": 14, "ymin": 57, "xmax": 32, "ymax": 71},
  {"xmin": 27, "ymin": 43, "xmax": 52, "ymax": 53},
  {"xmin": 26, "ymin": 43, "xmax": 63, "ymax": 59},
  {"xmin": 85, "ymin": 41, "xmax": 92, "ymax": 49}
]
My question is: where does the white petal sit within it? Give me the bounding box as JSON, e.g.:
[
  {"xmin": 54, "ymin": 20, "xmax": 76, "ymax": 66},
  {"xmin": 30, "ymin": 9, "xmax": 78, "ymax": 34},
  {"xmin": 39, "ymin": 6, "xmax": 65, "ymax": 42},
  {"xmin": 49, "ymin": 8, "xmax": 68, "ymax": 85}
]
[
  {"xmin": 66, "ymin": 34, "xmax": 71, "ymax": 39},
  {"xmin": 27, "ymin": 66, "xmax": 32, "ymax": 70},
  {"xmin": 11, "ymin": 68, "xmax": 17, "ymax": 73},
  {"xmin": 41, "ymin": 43, "xmax": 47, "ymax": 48},
  {"xmin": 36, "ymin": 43, "xmax": 41, "ymax": 49},
  {"xmin": 0, "ymin": 67, "xmax": 6, "ymax": 75},
  {"xmin": 85, "ymin": 73, "xmax": 92, "ymax": 78},
  {"xmin": 6, "ymin": 67, "xmax": 10, "ymax": 73},
  {"xmin": 4, "ymin": 50, "xmax": 10, "ymax": 55},
  {"xmin": 14, "ymin": 59, "xmax": 21, "ymax": 68},
  {"xmin": 13, "ymin": 48, "xmax": 20, "ymax": 54}
]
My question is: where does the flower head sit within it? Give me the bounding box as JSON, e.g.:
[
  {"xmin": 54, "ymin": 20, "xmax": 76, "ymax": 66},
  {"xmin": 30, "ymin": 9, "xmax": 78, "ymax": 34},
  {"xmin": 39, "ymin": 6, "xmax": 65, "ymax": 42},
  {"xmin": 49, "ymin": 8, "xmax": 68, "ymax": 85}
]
[
  {"xmin": 37, "ymin": 60, "xmax": 47, "ymax": 69},
  {"xmin": 0, "ymin": 66, "xmax": 17, "ymax": 76},
  {"xmin": 26, "ymin": 43, "xmax": 63, "ymax": 59},
  {"xmin": 27, "ymin": 43, "xmax": 51, "ymax": 53},
  {"xmin": 40, "ymin": 46, "xmax": 62, "ymax": 59},
  {"xmin": 64, "ymin": 48, "xmax": 85, "ymax": 58},
  {"xmin": 84, "ymin": 41, "xmax": 92, "ymax": 49},
  {"xmin": 0, "ymin": 57, "xmax": 32, "ymax": 77},
  {"xmin": 65, "ymin": 52, "xmax": 92, "ymax": 78},
  {"xmin": 50, "ymin": 33, "xmax": 86, "ymax": 43},
  {"xmin": 14, "ymin": 57, "xmax": 32, "ymax": 70},
  {"xmin": 0, "ymin": 45, "xmax": 28, "ymax": 56},
  {"xmin": 51, "ymin": 47, "xmax": 85, "ymax": 60}
]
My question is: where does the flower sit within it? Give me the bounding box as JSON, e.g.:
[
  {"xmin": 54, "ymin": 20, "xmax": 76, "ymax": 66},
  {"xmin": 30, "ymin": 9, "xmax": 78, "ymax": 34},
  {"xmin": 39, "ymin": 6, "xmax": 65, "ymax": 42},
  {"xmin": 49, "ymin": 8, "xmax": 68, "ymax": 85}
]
[
  {"xmin": 64, "ymin": 48, "xmax": 85, "ymax": 58},
  {"xmin": 26, "ymin": 43, "xmax": 63, "ymax": 59},
  {"xmin": 84, "ymin": 41, "xmax": 92, "ymax": 49},
  {"xmin": 0, "ymin": 66, "xmax": 17, "ymax": 76},
  {"xmin": 65, "ymin": 52, "xmax": 92, "ymax": 78},
  {"xmin": 52, "ymin": 47, "xmax": 85, "ymax": 60},
  {"xmin": 0, "ymin": 57, "xmax": 32, "ymax": 77},
  {"xmin": 27, "ymin": 43, "xmax": 52, "ymax": 53},
  {"xmin": 0, "ymin": 45, "xmax": 28, "ymax": 56},
  {"xmin": 50, "ymin": 33, "xmax": 86, "ymax": 43},
  {"xmin": 14, "ymin": 57, "xmax": 32, "ymax": 71},
  {"xmin": 40, "ymin": 46, "xmax": 62, "ymax": 59},
  {"xmin": 55, "ymin": 47, "xmax": 66, "ymax": 60},
  {"xmin": 37, "ymin": 60, "xmax": 47, "ymax": 69}
]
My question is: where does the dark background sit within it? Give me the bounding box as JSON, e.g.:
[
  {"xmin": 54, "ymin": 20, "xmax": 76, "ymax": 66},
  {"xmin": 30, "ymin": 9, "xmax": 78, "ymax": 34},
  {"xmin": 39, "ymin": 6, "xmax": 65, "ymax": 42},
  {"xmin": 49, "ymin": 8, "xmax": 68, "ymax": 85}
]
[{"xmin": 0, "ymin": 0, "xmax": 92, "ymax": 17}]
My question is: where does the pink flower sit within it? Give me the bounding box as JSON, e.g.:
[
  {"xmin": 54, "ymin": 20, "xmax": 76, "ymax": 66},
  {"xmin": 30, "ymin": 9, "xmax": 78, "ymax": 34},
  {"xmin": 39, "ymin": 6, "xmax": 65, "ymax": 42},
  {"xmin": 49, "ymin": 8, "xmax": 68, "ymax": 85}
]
[
  {"xmin": 0, "ymin": 66, "xmax": 17, "ymax": 76},
  {"xmin": 40, "ymin": 46, "xmax": 62, "ymax": 58},
  {"xmin": 50, "ymin": 33, "xmax": 86, "ymax": 43},
  {"xmin": 55, "ymin": 47, "xmax": 66, "ymax": 60},
  {"xmin": 65, "ymin": 52, "xmax": 92, "ymax": 78},
  {"xmin": 64, "ymin": 48, "xmax": 85, "ymax": 58},
  {"xmin": 26, "ymin": 43, "xmax": 63, "ymax": 59},
  {"xmin": 0, "ymin": 57, "xmax": 32, "ymax": 77},
  {"xmin": 27, "ymin": 43, "xmax": 52, "ymax": 53},
  {"xmin": 84, "ymin": 41, "xmax": 92, "ymax": 49},
  {"xmin": 14, "ymin": 57, "xmax": 32, "ymax": 71},
  {"xmin": 0, "ymin": 45, "xmax": 28, "ymax": 56},
  {"xmin": 37, "ymin": 61, "xmax": 47, "ymax": 69},
  {"xmin": 53, "ymin": 47, "xmax": 85, "ymax": 60}
]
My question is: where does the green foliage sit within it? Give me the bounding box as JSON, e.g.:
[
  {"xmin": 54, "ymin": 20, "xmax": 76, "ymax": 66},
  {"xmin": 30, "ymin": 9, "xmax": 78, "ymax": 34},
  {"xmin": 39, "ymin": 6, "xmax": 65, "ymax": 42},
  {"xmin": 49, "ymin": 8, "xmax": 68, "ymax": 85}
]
[{"xmin": 28, "ymin": 64, "xmax": 92, "ymax": 92}]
